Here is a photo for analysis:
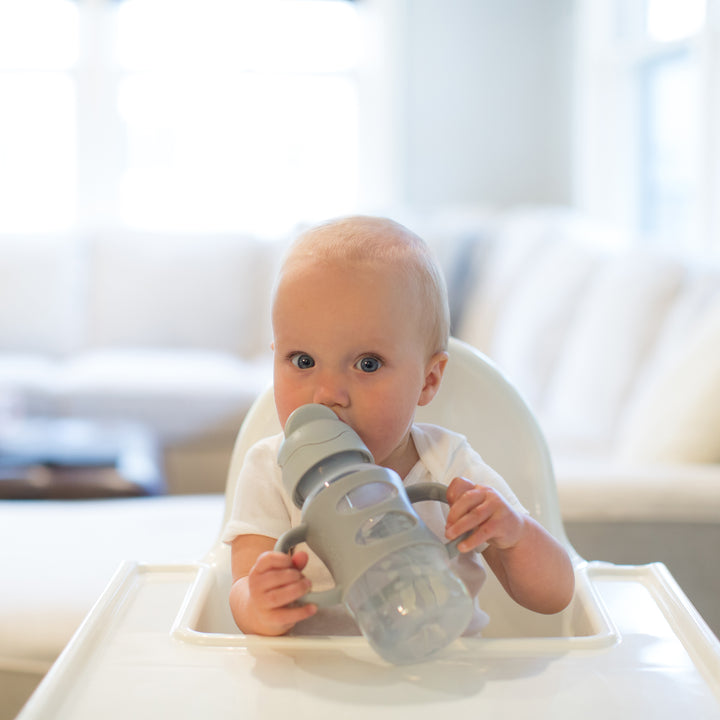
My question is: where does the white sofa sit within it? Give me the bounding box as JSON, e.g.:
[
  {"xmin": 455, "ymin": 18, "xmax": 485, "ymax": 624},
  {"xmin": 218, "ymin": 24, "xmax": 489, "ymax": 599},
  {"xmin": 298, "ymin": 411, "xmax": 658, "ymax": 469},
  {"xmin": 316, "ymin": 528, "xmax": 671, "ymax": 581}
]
[
  {"xmin": 0, "ymin": 232, "xmax": 279, "ymax": 494},
  {"xmin": 2, "ymin": 206, "xmax": 720, "ymax": 718}
]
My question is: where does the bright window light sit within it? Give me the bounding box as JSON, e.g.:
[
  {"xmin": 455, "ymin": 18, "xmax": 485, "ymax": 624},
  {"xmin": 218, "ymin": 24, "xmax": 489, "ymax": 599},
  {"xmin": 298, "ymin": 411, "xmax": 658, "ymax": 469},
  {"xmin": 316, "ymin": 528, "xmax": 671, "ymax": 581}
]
[
  {"xmin": 0, "ymin": 0, "xmax": 78, "ymax": 232},
  {"xmin": 114, "ymin": 0, "xmax": 360, "ymax": 234},
  {"xmin": 117, "ymin": 74, "xmax": 358, "ymax": 234},
  {"xmin": 115, "ymin": 0, "xmax": 359, "ymax": 72},
  {"xmin": 639, "ymin": 51, "xmax": 699, "ymax": 245},
  {"xmin": 645, "ymin": 0, "xmax": 706, "ymax": 43},
  {"xmin": 0, "ymin": 75, "xmax": 76, "ymax": 232},
  {"xmin": 0, "ymin": 0, "xmax": 78, "ymax": 70},
  {"xmin": 0, "ymin": 0, "xmax": 359, "ymax": 236}
]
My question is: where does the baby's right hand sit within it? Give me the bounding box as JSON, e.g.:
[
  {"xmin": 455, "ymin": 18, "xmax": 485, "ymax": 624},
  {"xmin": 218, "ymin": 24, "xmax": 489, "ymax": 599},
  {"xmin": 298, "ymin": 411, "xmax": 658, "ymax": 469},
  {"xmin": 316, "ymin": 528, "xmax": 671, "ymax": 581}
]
[{"xmin": 244, "ymin": 550, "xmax": 317, "ymax": 635}]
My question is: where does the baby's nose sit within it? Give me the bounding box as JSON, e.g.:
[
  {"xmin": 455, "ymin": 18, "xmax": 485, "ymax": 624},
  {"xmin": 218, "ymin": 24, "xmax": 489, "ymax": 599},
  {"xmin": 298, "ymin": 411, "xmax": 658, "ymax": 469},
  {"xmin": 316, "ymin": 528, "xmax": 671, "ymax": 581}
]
[{"xmin": 312, "ymin": 371, "xmax": 350, "ymax": 408}]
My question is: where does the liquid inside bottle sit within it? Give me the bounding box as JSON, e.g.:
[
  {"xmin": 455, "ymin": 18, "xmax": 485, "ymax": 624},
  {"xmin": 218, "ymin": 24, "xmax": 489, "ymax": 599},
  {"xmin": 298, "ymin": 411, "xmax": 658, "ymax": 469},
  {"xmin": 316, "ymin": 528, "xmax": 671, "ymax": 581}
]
[{"xmin": 345, "ymin": 543, "xmax": 473, "ymax": 665}]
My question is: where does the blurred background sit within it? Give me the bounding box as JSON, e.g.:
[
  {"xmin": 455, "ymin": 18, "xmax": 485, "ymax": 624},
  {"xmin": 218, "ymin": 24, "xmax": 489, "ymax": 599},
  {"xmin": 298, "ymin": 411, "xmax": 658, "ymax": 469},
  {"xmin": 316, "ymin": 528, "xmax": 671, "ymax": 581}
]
[
  {"xmin": 1, "ymin": 0, "xmax": 718, "ymax": 498},
  {"xmin": 3, "ymin": 5, "xmax": 720, "ymax": 716},
  {"xmin": 1, "ymin": 0, "xmax": 715, "ymax": 255},
  {"xmin": 2, "ymin": 7, "xmax": 720, "ymax": 711}
]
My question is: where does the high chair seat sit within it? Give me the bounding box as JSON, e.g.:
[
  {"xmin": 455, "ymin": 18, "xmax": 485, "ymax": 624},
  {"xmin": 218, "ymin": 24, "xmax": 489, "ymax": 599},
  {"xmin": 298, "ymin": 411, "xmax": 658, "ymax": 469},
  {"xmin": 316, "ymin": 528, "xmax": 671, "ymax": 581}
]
[{"xmin": 15, "ymin": 338, "xmax": 720, "ymax": 720}]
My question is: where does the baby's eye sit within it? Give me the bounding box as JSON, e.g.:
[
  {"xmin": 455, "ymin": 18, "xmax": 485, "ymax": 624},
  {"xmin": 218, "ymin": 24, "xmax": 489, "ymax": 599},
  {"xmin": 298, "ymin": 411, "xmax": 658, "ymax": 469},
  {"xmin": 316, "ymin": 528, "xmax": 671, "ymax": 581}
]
[
  {"xmin": 355, "ymin": 356, "xmax": 382, "ymax": 373},
  {"xmin": 290, "ymin": 353, "xmax": 315, "ymax": 370}
]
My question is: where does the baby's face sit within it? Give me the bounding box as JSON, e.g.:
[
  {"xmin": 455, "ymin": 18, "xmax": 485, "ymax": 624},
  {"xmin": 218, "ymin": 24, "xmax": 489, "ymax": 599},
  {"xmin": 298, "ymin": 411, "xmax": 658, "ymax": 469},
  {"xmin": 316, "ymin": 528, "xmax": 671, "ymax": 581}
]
[{"xmin": 272, "ymin": 259, "xmax": 443, "ymax": 474}]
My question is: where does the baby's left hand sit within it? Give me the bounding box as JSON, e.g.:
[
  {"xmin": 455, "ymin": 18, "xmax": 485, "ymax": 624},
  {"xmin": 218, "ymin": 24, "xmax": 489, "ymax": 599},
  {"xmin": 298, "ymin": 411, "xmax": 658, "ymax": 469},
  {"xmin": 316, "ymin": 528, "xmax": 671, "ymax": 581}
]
[{"xmin": 445, "ymin": 476, "xmax": 526, "ymax": 553}]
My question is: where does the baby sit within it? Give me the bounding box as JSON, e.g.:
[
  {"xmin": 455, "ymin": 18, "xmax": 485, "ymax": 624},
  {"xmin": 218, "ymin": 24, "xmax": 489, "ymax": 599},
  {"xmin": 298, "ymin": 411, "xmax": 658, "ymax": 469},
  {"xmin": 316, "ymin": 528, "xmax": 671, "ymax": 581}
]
[{"xmin": 223, "ymin": 216, "xmax": 574, "ymax": 637}]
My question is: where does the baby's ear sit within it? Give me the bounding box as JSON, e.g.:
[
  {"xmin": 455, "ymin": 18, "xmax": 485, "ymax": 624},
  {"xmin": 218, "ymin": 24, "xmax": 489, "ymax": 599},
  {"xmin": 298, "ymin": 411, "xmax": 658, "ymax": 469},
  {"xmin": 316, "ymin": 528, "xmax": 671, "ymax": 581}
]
[{"xmin": 418, "ymin": 351, "xmax": 449, "ymax": 406}]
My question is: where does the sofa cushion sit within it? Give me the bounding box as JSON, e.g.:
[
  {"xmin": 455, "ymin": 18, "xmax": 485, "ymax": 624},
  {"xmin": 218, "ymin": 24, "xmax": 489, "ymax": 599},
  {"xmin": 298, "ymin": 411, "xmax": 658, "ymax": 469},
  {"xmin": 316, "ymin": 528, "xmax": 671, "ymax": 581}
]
[
  {"xmin": 53, "ymin": 349, "xmax": 272, "ymax": 444},
  {"xmin": 555, "ymin": 459, "xmax": 720, "ymax": 522},
  {"xmin": 539, "ymin": 250, "xmax": 685, "ymax": 456},
  {"xmin": 486, "ymin": 236, "xmax": 601, "ymax": 410},
  {"xmin": 458, "ymin": 208, "xmax": 556, "ymax": 354},
  {"xmin": 86, "ymin": 233, "xmax": 281, "ymax": 357},
  {"xmin": 0, "ymin": 355, "xmax": 59, "ymax": 416},
  {"xmin": 457, "ymin": 206, "xmax": 624, "ymax": 369},
  {"xmin": 617, "ymin": 291, "xmax": 720, "ymax": 463},
  {"xmin": 0, "ymin": 236, "xmax": 84, "ymax": 355}
]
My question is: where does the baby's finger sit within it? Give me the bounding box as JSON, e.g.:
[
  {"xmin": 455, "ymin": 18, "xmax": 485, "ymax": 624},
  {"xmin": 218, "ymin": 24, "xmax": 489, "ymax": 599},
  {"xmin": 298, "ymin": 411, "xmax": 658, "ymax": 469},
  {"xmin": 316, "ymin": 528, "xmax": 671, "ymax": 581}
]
[
  {"xmin": 455, "ymin": 525, "xmax": 492, "ymax": 553},
  {"xmin": 270, "ymin": 602, "xmax": 318, "ymax": 632},
  {"xmin": 253, "ymin": 550, "xmax": 296, "ymax": 574},
  {"xmin": 262, "ymin": 573, "xmax": 313, "ymax": 610},
  {"xmin": 445, "ymin": 476, "xmax": 475, "ymax": 504},
  {"xmin": 249, "ymin": 551, "xmax": 310, "ymax": 604},
  {"xmin": 445, "ymin": 484, "xmax": 488, "ymax": 527},
  {"xmin": 446, "ymin": 507, "xmax": 491, "ymax": 545},
  {"xmin": 291, "ymin": 550, "xmax": 310, "ymax": 571}
]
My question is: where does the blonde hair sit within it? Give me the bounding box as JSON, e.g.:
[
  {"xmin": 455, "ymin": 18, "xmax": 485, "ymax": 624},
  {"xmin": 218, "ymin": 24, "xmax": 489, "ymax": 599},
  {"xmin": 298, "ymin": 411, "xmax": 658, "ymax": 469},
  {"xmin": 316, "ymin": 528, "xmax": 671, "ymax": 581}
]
[{"xmin": 276, "ymin": 216, "xmax": 450, "ymax": 354}]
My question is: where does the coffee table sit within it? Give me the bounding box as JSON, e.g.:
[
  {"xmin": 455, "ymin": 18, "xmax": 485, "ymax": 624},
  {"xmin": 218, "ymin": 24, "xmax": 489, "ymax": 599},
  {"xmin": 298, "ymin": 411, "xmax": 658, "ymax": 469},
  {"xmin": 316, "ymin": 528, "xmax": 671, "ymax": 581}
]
[{"xmin": 0, "ymin": 417, "xmax": 165, "ymax": 499}]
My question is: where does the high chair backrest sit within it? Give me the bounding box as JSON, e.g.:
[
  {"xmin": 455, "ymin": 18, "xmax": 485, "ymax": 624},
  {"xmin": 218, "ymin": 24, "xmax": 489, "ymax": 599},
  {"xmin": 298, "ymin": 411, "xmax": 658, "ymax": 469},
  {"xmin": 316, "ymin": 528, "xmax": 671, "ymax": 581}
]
[{"xmin": 222, "ymin": 337, "xmax": 568, "ymax": 545}]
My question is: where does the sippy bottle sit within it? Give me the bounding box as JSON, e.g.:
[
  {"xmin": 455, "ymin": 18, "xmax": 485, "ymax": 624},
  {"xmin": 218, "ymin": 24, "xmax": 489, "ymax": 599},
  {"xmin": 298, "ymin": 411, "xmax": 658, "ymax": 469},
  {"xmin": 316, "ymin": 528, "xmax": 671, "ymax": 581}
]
[{"xmin": 274, "ymin": 404, "xmax": 473, "ymax": 665}]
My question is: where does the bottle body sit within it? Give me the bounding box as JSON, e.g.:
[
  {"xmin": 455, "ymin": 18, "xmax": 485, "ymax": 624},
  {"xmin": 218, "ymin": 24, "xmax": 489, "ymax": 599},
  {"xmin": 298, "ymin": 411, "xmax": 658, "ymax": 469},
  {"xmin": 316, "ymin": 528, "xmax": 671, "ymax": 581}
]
[
  {"xmin": 277, "ymin": 403, "xmax": 475, "ymax": 664},
  {"xmin": 345, "ymin": 543, "xmax": 473, "ymax": 665}
]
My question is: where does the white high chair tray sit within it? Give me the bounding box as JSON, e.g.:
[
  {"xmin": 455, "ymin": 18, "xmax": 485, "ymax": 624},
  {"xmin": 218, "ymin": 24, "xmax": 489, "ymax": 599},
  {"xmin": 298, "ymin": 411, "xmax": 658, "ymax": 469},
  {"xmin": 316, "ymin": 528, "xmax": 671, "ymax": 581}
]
[{"xmin": 18, "ymin": 559, "xmax": 720, "ymax": 719}]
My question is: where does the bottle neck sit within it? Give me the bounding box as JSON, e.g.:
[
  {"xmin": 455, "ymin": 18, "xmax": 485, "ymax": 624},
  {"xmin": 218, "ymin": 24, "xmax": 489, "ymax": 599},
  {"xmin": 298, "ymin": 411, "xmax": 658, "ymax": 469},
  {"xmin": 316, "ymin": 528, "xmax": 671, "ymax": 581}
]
[{"xmin": 294, "ymin": 450, "xmax": 370, "ymax": 506}]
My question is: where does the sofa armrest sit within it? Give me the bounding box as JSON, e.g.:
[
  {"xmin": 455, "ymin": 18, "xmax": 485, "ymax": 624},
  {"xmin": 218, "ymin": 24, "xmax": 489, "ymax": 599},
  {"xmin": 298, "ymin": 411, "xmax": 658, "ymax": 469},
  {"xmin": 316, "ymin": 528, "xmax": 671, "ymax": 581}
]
[{"xmin": 555, "ymin": 459, "xmax": 720, "ymax": 523}]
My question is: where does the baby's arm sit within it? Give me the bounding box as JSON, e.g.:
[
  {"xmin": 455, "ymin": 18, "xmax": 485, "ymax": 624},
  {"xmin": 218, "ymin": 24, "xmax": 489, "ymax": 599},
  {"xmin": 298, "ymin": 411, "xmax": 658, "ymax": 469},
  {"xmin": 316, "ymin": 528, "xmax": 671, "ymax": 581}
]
[
  {"xmin": 229, "ymin": 534, "xmax": 317, "ymax": 636},
  {"xmin": 445, "ymin": 477, "xmax": 574, "ymax": 614}
]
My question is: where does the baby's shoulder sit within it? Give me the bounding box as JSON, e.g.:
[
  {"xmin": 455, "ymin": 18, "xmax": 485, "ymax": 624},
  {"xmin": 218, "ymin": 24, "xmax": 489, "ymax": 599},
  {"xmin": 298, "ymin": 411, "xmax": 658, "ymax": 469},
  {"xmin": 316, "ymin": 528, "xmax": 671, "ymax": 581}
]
[
  {"xmin": 412, "ymin": 422, "xmax": 469, "ymax": 457},
  {"xmin": 242, "ymin": 432, "xmax": 284, "ymax": 468}
]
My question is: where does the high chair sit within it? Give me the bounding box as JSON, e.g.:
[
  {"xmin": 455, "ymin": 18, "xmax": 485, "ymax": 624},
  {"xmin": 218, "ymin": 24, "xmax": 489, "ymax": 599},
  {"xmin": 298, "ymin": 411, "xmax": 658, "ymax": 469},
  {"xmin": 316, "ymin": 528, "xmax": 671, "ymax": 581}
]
[{"xmin": 18, "ymin": 339, "xmax": 720, "ymax": 718}]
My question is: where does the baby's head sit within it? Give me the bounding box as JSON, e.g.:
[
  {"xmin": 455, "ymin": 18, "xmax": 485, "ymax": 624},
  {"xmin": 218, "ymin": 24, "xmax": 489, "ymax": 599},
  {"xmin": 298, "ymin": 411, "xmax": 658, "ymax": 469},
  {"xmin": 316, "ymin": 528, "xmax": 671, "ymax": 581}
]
[
  {"xmin": 276, "ymin": 216, "xmax": 450, "ymax": 355},
  {"xmin": 271, "ymin": 215, "xmax": 450, "ymax": 473}
]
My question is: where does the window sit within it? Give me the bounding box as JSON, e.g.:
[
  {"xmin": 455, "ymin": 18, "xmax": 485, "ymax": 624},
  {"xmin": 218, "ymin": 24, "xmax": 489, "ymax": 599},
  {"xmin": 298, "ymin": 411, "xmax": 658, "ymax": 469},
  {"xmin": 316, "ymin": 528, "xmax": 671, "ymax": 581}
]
[
  {"xmin": 575, "ymin": 0, "xmax": 719, "ymax": 257},
  {"xmin": 0, "ymin": 0, "xmax": 78, "ymax": 232},
  {"xmin": 638, "ymin": 48, "xmax": 700, "ymax": 243},
  {"xmin": 0, "ymin": 0, "xmax": 360, "ymax": 236}
]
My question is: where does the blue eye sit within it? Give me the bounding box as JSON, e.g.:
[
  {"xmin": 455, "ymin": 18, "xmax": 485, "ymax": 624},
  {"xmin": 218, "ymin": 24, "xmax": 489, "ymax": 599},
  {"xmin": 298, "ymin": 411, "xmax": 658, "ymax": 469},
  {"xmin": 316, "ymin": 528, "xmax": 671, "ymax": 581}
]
[
  {"xmin": 290, "ymin": 353, "xmax": 315, "ymax": 369},
  {"xmin": 355, "ymin": 356, "xmax": 381, "ymax": 373}
]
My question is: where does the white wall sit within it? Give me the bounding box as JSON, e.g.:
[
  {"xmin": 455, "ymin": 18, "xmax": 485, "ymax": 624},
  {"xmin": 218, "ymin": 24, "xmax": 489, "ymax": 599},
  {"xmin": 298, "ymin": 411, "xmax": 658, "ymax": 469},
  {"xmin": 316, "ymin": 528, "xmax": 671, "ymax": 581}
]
[{"xmin": 360, "ymin": 0, "xmax": 576, "ymax": 215}]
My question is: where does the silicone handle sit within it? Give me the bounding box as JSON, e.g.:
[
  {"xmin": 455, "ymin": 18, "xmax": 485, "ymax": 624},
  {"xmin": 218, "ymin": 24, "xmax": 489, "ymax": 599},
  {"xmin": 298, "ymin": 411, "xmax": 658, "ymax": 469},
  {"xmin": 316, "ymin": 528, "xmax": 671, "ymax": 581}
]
[
  {"xmin": 274, "ymin": 524, "xmax": 309, "ymax": 554},
  {"xmin": 274, "ymin": 525, "xmax": 345, "ymax": 608},
  {"xmin": 405, "ymin": 482, "xmax": 473, "ymax": 558},
  {"xmin": 273, "ymin": 481, "xmax": 476, "ymax": 608}
]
